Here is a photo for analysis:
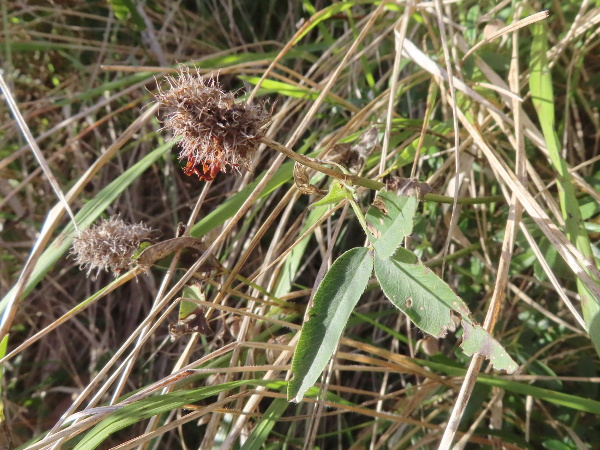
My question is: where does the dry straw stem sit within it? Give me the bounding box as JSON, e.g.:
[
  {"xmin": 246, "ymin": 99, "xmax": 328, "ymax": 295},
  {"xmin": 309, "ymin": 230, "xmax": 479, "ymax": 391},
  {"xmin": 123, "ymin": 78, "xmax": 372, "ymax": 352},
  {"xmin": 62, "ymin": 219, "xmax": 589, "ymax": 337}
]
[
  {"xmin": 395, "ymin": 10, "xmax": 600, "ymax": 293},
  {"xmin": 206, "ymin": 5, "xmax": 393, "ymax": 446},
  {"xmin": 42, "ymin": 296, "xmax": 185, "ymax": 443},
  {"xmin": 0, "ymin": 72, "xmax": 78, "ymax": 230},
  {"xmin": 0, "ymin": 269, "xmax": 142, "ymax": 367},
  {"xmin": 49, "ymin": 183, "xmax": 214, "ymax": 441},
  {"xmin": 440, "ymin": 13, "xmax": 530, "ymax": 446},
  {"xmin": 6, "ymin": 1, "xmax": 599, "ymax": 448},
  {"xmin": 461, "ymin": 10, "xmax": 550, "ymax": 63}
]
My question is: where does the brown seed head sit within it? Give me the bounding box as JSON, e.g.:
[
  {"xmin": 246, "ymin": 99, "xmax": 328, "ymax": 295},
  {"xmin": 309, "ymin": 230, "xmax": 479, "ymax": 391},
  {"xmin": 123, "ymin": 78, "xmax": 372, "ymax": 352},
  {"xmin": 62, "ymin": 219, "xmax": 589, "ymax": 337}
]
[
  {"xmin": 71, "ymin": 215, "xmax": 156, "ymax": 276},
  {"xmin": 155, "ymin": 66, "xmax": 270, "ymax": 181}
]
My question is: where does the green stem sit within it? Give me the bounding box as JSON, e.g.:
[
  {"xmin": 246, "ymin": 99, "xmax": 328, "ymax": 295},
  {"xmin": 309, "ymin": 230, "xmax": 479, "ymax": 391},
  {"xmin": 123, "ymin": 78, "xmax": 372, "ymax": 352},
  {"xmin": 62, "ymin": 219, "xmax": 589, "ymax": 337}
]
[
  {"xmin": 261, "ymin": 136, "xmax": 385, "ymax": 190},
  {"xmin": 349, "ymin": 198, "xmax": 370, "ymax": 236},
  {"xmin": 422, "ymin": 193, "xmax": 505, "ymax": 205},
  {"xmin": 262, "ymin": 136, "xmax": 505, "ymax": 206}
]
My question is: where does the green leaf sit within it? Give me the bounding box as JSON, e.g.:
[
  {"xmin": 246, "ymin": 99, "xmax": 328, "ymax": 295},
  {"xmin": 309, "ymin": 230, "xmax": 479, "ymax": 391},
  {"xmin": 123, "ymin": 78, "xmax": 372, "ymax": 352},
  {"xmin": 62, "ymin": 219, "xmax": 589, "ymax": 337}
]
[
  {"xmin": 374, "ymin": 248, "xmax": 468, "ymax": 338},
  {"xmin": 288, "ymin": 247, "xmax": 373, "ymax": 402},
  {"xmin": 460, "ymin": 321, "xmax": 518, "ymax": 374},
  {"xmin": 374, "ymin": 248, "xmax": 518, "ymax": 373},
  {"xmin": 310, "ymin": 180, "xmax": 354, "ymax": 207},
  {"xmin": 365, "ymin": 192, "xmax": 418, "ymax": 259},
  {"xmin": 106, "ymin": 0, "xmax": 146, "ymax": 30},
  {"xmin": 180, "ymin": 285, "xmax": 204, "ymax": 320}
]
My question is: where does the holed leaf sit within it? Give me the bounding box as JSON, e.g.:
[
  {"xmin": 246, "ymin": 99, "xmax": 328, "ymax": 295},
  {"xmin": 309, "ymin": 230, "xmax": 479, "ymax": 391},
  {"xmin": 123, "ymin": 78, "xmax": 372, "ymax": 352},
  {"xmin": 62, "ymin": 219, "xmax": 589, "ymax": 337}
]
[
  {"xmin": 374, "ymin": 248, "xmax": 518, "ymax": 373},
  {"xmin": 288, "ymin": 247, "xmax": 373, "ymax": 402},
  {"xmin": 461, "ymin": 321, "xmax": 518, "ymax": 373},
  {"xmin": 374, "ymin": 248, "xmax": 468, "ymax": 339},
  {"xmin": 365, "ymin": 191, "xmax": 418, "ymax": 259}
]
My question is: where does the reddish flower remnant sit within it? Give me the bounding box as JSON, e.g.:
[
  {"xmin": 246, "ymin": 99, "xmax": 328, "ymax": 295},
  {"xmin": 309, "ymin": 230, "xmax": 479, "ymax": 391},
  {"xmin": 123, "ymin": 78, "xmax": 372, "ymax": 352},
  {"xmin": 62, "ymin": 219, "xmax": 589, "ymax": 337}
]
[{"xmin": 155, "ymin": 66, "xmax": 270, "ymax": 181}]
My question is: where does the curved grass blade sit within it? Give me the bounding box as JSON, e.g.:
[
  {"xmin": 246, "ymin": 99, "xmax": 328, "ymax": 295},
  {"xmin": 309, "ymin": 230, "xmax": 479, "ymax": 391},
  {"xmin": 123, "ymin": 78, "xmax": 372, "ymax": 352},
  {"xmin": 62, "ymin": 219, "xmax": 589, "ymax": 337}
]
[
  {"xmin": 73, "ymin": 380, "xmax": 254, "ymax": 450},
  {"xmin": 293, "ymin": 3, "xmax": 354, "ymax": 44},
  {"xmin": 529, "ymin": 21, "xmax": 600, "ymax": 356}
]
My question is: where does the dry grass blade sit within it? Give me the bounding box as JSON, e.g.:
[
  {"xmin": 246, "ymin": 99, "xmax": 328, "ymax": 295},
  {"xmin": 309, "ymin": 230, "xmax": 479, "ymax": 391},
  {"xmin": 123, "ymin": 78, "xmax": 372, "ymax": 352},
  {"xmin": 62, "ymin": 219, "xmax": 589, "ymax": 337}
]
[
  {"xmin": 461, "ymin": 10, "xmax": 550, "ymax": 63},
  {"xmin": 456, "ymin": 107, "xmax": 600, "ymax": 299},
  {"xmin": 440, "ymin": 17, "xmax": 528, "ymax": 446},
  {"xmin": 0, "ymin": 73, "xmax": 76, "ymax": 231}
]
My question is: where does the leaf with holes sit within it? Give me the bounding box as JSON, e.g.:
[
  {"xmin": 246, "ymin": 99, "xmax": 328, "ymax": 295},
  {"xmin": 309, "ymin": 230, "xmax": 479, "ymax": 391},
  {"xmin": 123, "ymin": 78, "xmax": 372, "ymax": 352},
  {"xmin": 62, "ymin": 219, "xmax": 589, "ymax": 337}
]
[
  {"xmin": 461, "ymin": 321, "xmax": 518, "ymax": 373},
  {"xmin": 365, "ymin": 191, "xmax": 418, "ymax": 259},
  {"xmin": 374, "ymin": 248, "xmax": 517, "ymax": 373}
]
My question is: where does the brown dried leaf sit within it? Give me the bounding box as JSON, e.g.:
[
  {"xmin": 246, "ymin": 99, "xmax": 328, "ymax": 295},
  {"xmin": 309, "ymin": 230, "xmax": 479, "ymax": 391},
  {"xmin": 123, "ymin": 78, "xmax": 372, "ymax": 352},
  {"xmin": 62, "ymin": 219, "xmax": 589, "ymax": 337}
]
[
  {"xmin": 169, "ymin": 306, "xmax": 212, "ymax": 341},
  {"xmin": 136, "ymin": 236, "xmax": 222, "ymax": 272},
  {"xmin": 293, "ymin": 162, "xmax": 326, "ymax": 197},
  {"xmin": 386, "ymin": 177, "xmax": 433, "ymax": 198}
]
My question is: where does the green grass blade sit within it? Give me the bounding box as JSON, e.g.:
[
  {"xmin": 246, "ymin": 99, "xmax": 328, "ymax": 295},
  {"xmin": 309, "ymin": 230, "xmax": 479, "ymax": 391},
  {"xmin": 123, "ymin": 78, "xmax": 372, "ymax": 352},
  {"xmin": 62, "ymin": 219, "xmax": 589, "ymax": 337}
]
[
  {"xmin": 423, "ymin": 359, "xmax": 600, "ymax": 415},
  {"xmin": 529, "ymin": 22, "xmax": 600, "ymax": 355},
  {"xmin": 73, "ymin": 380, "xmax": 256, "ymax": 449},
  {"xmin": 293, "ymin": 2, "xmax": 355, "ymax": 44},
  {"xmin": 240, "ymin": 398, "xmax": 289, "ymax": 450},
  {"xmin": 273, "ymin": 205, "xmax": 329, "ymax": 297}
]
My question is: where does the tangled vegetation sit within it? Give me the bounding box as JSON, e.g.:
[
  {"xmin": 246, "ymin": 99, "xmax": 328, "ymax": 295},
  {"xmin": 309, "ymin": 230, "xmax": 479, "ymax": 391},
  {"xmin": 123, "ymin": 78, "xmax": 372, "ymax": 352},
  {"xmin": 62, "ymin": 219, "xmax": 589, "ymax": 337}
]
[{"xmin": 1, "ymin": 1, "xmax": 599, "ymax": 449}]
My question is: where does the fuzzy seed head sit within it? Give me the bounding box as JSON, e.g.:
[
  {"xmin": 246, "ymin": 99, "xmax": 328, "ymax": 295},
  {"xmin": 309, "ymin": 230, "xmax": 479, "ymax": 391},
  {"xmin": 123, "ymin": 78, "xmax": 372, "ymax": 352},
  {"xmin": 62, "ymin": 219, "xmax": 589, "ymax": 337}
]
[
  {"xmin": 155, "ymin": 66, "xmax": 270, "ymax": 181},
  {"xmin": 71, "ymin": 216, "xmax": 156, "ymax": 276}
]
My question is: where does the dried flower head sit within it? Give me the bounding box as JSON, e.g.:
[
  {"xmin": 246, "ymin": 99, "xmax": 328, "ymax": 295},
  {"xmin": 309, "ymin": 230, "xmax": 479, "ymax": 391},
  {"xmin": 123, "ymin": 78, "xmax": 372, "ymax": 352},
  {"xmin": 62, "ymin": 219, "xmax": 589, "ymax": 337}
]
[
  {"xmin": 155, "ymin": 66, "xmax": 270, "ymax": 181},
  {"xmin": 71, "ymin": 215, "xmax": 156, "ymax": 276}
]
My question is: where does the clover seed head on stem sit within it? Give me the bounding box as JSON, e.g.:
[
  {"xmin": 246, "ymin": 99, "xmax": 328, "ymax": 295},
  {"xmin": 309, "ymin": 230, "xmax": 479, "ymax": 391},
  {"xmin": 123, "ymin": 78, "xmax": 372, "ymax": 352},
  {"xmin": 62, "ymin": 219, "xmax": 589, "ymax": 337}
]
[
  {"xmin": 71, "ymin": 215, "xmax": 156, "ymax": 276},
  {"xmin": 155, "ymin": 66, "xmax": 270, "ymax": 181}
]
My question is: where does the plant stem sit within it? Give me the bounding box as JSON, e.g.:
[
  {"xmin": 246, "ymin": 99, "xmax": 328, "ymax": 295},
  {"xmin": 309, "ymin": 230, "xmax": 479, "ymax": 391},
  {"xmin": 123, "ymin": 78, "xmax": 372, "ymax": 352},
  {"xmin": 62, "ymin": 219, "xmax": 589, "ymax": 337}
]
[
  {"xmin": 422, "ymin": 193, "xmax": 505, "ymax": 205},
  {"xmin": 261, "ymin": 136, "xmax": 385, "ymax": 190},
  {"xmin": 262, "ymin": 136, "xmax": 506, "ymax": 206}
]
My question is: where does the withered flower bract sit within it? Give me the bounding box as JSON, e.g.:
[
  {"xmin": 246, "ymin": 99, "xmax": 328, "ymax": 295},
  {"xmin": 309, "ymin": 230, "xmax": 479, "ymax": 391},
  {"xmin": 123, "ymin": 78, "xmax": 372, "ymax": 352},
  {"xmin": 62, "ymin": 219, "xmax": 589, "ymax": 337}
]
[
  {"xmin": 71, "ymin": 215, "xmax": 156, "ymax": 276},
  {"xmin": 156, "ymin": 66, "xmax": 270, "ymax": 181}
]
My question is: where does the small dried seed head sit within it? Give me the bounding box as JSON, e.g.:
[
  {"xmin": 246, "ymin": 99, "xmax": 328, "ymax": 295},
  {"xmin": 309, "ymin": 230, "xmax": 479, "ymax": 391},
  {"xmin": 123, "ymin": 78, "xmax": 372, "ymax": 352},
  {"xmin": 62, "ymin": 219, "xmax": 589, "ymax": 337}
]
[
  {"xmin": 71, "ymin": 215, "xmax": 156, "ymax": 276},
  {"xmin": 155, "ymin": 66, "xmax": 270, "ymax": 181}
]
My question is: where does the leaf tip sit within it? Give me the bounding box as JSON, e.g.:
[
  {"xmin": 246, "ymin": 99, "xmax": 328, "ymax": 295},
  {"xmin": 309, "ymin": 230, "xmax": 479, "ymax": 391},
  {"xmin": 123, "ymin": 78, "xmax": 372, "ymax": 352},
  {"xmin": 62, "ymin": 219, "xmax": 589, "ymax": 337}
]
[{"xmin": 460, "ymin": 320, "xmax": 519, "ymax": 374}]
